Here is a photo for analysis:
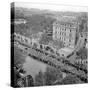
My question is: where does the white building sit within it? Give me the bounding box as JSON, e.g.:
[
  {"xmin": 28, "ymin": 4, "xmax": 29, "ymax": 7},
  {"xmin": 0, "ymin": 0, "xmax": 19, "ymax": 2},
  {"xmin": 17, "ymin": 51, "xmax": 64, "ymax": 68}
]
[{"xmin": 53, "ymin": 18, "xmax": 79, "ymax": 48}]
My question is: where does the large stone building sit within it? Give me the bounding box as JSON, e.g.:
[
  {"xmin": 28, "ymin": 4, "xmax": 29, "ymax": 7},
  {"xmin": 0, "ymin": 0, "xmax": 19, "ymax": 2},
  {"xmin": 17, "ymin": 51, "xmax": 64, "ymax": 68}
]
[{"xmin": 53, "ymin": 18, "xmax": 79, "ymax": 48}]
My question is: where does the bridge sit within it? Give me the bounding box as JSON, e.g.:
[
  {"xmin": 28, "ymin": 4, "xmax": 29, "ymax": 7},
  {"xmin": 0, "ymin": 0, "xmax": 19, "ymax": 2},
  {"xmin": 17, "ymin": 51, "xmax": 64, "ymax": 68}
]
[{"xmin": 12, "ymin": 33, "xmax": 88, "ymax": 83}]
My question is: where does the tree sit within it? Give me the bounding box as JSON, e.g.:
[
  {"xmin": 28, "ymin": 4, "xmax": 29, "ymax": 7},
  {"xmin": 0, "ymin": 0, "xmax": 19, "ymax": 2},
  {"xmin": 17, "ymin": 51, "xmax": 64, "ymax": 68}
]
[
  {"xmin": 76, "ymin": 47, "xmax": 88, "ymax": 60},
  {"xmin": 78, "ymin": 16, "xmax": 88, "ymax": 33},
  {"xmin": 14, "ymin": 47, "xmax": 26, "ymax": 66},
  {"xmin": 44, "ymin": 66, "xmax": 63, "ymax": 85},
  {"xmin": 54, "ymin": 75, "xmax": 83, "ymax": 85},
  {"xmin": 49, "ymin": 40, "xmax": 64, "ymax": 50},
  {"xmin": 39, "ymin": 33, "xmax": 52, "ymax": 45},
  {"xmin": 34, "ymin": 66, "xmax": 63, "ymax": 86},
  {"xmin": 35, "ymin": 71, "xmax": 45, "ymax": 86}
]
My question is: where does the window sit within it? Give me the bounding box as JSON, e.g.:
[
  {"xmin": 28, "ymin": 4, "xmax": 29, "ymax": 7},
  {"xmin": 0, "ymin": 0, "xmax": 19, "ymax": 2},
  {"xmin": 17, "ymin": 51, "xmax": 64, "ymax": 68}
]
[
  {"xmin": 64, "ymin": 38, "xmax": 65, "ymax": 41},
  {"xmin": 64, "ymin": 33, "xmax": 66, "ymax": 36}
]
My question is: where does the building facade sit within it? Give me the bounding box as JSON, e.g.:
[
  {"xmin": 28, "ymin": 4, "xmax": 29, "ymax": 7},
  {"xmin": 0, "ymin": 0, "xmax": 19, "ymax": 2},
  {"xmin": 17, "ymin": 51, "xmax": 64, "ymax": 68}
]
[{"xmin": 53, "ymin": 19, "xmax": 79, "ymax": 48}]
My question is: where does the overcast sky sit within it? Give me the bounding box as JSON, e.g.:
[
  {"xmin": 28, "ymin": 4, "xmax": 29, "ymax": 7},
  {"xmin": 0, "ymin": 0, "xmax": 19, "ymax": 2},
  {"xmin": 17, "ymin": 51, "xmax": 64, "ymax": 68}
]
[{"xmin": 15, "ymin": 2, "xmax": 88, "ymax": 12}]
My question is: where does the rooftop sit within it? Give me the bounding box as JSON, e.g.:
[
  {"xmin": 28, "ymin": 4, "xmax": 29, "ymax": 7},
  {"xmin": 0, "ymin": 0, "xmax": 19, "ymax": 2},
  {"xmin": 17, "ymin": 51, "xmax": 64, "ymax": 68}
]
[
  {"xmin": 58, "ymin": 47, "xmax": 74, "ymax": 57},
  {"xmin": 53, "ymin": 16, "xmax": 80, "ymax": 26}
]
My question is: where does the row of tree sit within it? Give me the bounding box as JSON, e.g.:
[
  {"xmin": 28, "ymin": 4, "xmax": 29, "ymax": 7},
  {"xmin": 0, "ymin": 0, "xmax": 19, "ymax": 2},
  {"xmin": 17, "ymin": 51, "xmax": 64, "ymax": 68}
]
[{"xmin": 34, "ymin": 66, "xmax": 83, "ymax": 86}]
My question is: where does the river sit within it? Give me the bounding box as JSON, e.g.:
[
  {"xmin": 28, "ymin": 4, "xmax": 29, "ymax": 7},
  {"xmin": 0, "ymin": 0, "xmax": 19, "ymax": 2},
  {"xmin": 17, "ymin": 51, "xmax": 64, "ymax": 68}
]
[{"xmin": 23, "ymin": 56, "xmax": 48, "ymax": 78}]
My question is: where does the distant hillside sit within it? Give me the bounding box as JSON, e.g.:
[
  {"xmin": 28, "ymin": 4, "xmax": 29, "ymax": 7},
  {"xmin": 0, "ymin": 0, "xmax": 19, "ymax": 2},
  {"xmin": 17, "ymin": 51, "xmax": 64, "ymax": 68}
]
[
  {"xmin": 14, "ymin": 7, "xmax": 88, "ymax": 18},
  {"xmin": 14, "ymin": 7, "xmax": 56, "ymax": 37},
  {"xmin": 12, "ymin": 6, "xmax": 88, "ymax": 38}
]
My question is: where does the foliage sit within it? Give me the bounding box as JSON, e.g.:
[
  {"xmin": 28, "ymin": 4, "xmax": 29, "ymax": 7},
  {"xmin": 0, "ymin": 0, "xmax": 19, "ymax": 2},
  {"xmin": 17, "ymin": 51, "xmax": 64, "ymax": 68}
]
[
  {"xmin": 39, "ymin": 32, "xmax": 52, "ymax": 45},
  {"xmin": 78, "ymin": 16, "xmax": 88, "ymax": 32},
  {"xmin": 35, "ymin": 67, "xmax": 84, "ymax": 86},
  {"xmin": 44, "ymin": 66, "xmax": 62, "ymax": 85},
  {"xmin": 54, "ymin": 75, "xmax": 82, "ymax": 85},
  {"xmin": 35, "ymin": 71, "xmax": 45, "ymax": 86},
  {"xmin": 15, "ymin": 12, "xmax": 55, "ymax": 36},
  {"xmin": 76, "ymin": 47, "xmax": 88, "ymax": 60},
  {"xmin": 35, "ymin": 66, "xmax": 63, "ymax": 86},
  {"xmin": 51, "ymin": 40, "xmax": 65, "ymax": 49},
  {"xmin": 14, "ymin": 47, "xmax": 26, "ymax": 66}
]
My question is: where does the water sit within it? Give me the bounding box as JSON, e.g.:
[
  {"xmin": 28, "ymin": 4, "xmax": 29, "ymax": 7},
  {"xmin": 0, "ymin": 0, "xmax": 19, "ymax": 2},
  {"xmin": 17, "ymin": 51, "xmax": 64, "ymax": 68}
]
[{"xmin": 23, "ymin": 56, "xmax": 47, "ymax": 78}]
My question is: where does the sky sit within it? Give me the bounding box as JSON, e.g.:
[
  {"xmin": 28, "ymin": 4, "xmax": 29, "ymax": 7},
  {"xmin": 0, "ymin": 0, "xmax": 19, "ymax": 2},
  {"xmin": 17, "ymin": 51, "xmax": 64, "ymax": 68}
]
[{"xmin": 15, "ymin": 2, "xmax": 88, "ymax": 12}]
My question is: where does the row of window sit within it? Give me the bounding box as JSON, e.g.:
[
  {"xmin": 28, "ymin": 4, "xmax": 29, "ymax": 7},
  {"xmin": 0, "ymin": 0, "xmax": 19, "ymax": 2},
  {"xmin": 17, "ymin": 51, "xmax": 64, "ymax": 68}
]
[
  {"xmin": 53, "ymin": 35, "xmax": 73, "ymax": 42},
  {"xmin": 54, "ymin": 32, "xmax": 73, "ymax": 38},
  {"xmin": 54, "ymin": 26, "xmax": 74, "ymax": 32},
  {"xmin": 54, "ymin": 31, "xmax": 66, "ymax": 36}
]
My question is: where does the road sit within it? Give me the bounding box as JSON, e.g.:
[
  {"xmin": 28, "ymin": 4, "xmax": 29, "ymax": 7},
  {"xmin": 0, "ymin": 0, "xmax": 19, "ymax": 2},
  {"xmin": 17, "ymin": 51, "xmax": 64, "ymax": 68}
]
[{"xmin": 14, "ymin": 40, "xmax": 87, "ymax": 82}]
